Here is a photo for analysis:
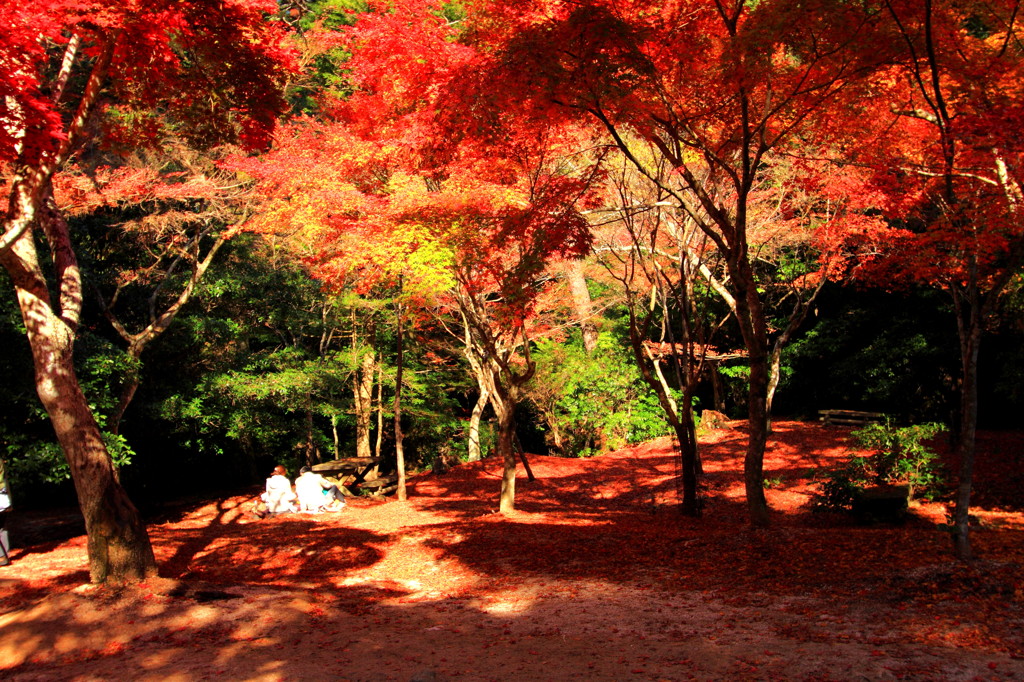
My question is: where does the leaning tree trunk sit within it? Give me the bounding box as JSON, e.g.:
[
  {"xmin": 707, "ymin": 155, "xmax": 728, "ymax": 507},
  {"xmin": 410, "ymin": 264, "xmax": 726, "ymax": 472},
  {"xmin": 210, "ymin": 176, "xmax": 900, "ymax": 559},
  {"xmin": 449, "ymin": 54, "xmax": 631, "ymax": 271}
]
[
  {"xmin": 565, "ymin": 260, "xmax": 599, "ymax": 354},
  {"xmin": 108, "ymin": 346, "xmax": 142, "ymax": 436},
  {"xmin": 1, "ymin": 214, "xmax": 156, "ymax": 583},
  {"xmin": 467, "ymin": 379, "xmax": 490, "ymax": 462},
  {"xmin": 628, "ymin": 322, "xmax": 701, "ymax": 516},
  {"xmin": 102, "ymin": 226, "xmax": 231, "ymax": 435}
]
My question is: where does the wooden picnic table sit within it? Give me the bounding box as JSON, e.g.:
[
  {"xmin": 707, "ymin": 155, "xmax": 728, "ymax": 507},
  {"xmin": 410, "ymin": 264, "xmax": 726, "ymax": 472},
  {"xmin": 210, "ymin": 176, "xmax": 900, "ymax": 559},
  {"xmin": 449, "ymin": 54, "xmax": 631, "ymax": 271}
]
[{"xmin": 311, "ymin": 457, "xmax": 382, "ymax": 486}]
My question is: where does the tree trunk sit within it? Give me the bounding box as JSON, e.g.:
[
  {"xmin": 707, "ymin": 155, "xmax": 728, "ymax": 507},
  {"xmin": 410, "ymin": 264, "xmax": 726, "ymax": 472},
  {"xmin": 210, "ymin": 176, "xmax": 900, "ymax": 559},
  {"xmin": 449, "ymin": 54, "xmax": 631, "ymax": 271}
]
[
  {"xmin": 733, "ymin": 265, "xmax": 771, "ymax": 527},
  {"xmin": 304, "ymin": 398, "xmax": 316, "ymax": 466},
  {"xmin": 629, "ymin": 324, "xmax": 701, "ymax": 516},
  {"xmin": 351, "ymin": 318, "xmax": 376, "ymax": 461},
  {"xmin": 109, "ymin": 362, "xmax": 141, "ymax": 436},
  {"xmin": 565, "ymin": 260, "xmax": 599, "ymax": 354},
  {"xmin": 711, "ymin": 365, "xmax": 726, "ymax": 412},
  {"xmin": 470, "ymin": 357, "xmax": 520, "ymax": 513},
  {"xmin": 375, "ymin": 366, "xmax": 384, "ymax": 459},
  {"xmin": 493, "ymin": 395, "xmax": 518, "ymax": 514},
  {"xmin": 455, "ymin": 289, "xmax": 534, "ymax": 512},
  {"xmin": 354, "ymin": 346, "xmax": 375, "ymax": 459},
  {"xmin": 1, "ymin": 217, "xmax": 156, "ymax": 583},
  {"xmin": 674, "ymin": 394, "xmax": 700, "ymax": 516},
  {"xmin": 744, "ymin": 349, "xmax": 772, "ymax": 527},
  {"xmin": 467, "ymin": 379, "xmax": 490, "ymax": 462},
  {"xmin": 539, "ymin": 406, "xmax": 564, "ymax": 454},
  {"xmin": 951, "ymin": 285, "xmax": 981, "ymax": 560},
  {"xmin": 101, "ymin": 226, "xmax": 231, "ymax": 435},
  {"xmin": 764, "ymin": 277, "xmax": 825, "ymax": 433},
  {"xmin": 332, "ymin": 414, "xmax": 340, "ymax": 459},
  {"xmin": 393, "ymin": 300, "xmax": 407, "ymax": 501},
  {"xmin": 513, "ymin": 430, "xmax": 536, "ymax": 482},
  {"xmin": 765, "ymin": 344, "xmax": 783, "ymax": 434}
]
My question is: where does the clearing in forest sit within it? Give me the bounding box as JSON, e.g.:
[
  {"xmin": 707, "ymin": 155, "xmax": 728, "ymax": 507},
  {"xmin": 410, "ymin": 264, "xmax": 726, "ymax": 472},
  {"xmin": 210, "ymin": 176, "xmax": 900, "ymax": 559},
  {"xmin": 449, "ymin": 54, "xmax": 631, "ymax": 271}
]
[{"xmin": 0, "ymin": 421, "xmax": 1022, "ymax": 681}]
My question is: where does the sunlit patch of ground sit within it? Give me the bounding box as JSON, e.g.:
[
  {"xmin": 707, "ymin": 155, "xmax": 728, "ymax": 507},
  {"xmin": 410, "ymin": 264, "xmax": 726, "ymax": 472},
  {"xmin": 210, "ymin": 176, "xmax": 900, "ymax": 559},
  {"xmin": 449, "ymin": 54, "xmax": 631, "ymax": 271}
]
[{"xmin": 1, "ymin": 421, "xmax": 1022, "ymax": 680}]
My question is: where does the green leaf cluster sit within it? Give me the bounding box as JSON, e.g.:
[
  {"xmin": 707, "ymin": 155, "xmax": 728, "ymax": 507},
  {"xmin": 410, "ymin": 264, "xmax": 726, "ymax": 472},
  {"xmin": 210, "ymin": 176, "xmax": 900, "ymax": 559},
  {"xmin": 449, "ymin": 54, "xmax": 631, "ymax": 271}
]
[
  {"xmin": 814, "ymin": 419, "xmax": 946, "ymax": 512},
  {"xmin": 528, "ymin": 333, "xmax": 673, "ymax": 457},
  {"xmin": 777, "ymin": 287, "xmax": 956, "ymax": 421}
]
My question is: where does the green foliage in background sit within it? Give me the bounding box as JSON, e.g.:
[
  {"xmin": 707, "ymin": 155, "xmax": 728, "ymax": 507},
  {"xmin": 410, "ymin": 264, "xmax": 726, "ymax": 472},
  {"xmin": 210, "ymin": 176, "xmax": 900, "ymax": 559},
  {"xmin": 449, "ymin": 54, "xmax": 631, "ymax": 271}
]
[
  {"xmin": 777, "ymin": 287, "xmax": 956, "ymax": 422},
  {"xmin": 528, "ymin": 333, "xmax": 673, "ymax": 458},
  {"xmin": 0, "ymin": 287, "xmax": 135, "ymax": 495},
  {"xmin": 814, "ymin": 419, "xmax": 946, "ymax": 512},
  {"xmin": 401, "ymin": 359, "xmax": 474, "ymax": 471}
]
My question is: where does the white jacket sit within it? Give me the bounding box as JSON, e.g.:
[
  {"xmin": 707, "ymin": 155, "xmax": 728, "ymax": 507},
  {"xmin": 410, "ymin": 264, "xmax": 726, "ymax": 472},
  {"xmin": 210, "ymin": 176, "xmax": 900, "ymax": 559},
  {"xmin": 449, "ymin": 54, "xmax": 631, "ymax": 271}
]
[
  {"xmin": 263, "ymin": 474, "xmax": 297, "ymax": 513},
  {"xmin": 295, "ymin": 471, "xmax": 329, "ymax": 511}
]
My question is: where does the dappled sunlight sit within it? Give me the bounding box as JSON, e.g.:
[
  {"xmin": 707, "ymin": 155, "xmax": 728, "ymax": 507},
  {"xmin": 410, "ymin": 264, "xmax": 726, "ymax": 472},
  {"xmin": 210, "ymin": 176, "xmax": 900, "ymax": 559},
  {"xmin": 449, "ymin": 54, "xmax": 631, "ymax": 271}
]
[
  {"xmin": 0, "ymin": 579, "xmax": 320, "ymax": 673},
  {"xmin": 2, "ymin": 421, "xmax": 1023, "ymax": 679},
  {"xmin": 149, "ymin": 516, "xmax": 388, "ymax": 587},
  {"xmin": 2, "ymin": 570, "xmax": 1017, "ymax": 681}
]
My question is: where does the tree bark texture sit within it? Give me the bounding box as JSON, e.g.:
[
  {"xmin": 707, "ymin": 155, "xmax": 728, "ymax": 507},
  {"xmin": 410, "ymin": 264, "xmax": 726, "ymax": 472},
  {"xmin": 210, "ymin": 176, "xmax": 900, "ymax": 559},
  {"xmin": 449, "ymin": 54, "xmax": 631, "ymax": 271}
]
[
  {"xmin": 951, "ymin": 286, "xmax": 981, "ymax": 560},
  {"xmin": 467, "ymin": 355, "xmax": 520, "ymax": 513},
  {"xmin": 456, "ymin": 285, "xmax": 535, "ymax": 513},
  {"xmin": 355, "ymin": 346, "xmax": 376, "ymax": 461},
  {"xmin": 564, "ymin": 260, "xmax": 599, "ymax": 354},
  {"xmin": 375, "ymin": 366, "xmax": 384, "ymax": 459},
  {"xmin": 467, "ymin": 380, "xmax": 490, "ymax": 462},
  {"xmin": 393, "ymin": 302, "xmax": 407, "ymax": 502},
  {"xmin": 730, "ymin": 262, "xmax": 771, "ymax": 527},
  {"xmin": 493, "ymin": 393, "xmax": 518, "ymax": 514},
  {"xmin": 1, "ymin": 219, "xmax": 156, "ymax": 583}
]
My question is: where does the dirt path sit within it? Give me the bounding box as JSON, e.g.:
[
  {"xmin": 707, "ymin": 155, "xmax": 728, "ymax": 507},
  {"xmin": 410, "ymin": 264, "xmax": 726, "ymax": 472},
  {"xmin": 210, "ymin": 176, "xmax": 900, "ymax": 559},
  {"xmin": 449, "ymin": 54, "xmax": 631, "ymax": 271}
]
[{"xmin": 1, "ymin": 422, "xmax": 1022, "ymax": 681}]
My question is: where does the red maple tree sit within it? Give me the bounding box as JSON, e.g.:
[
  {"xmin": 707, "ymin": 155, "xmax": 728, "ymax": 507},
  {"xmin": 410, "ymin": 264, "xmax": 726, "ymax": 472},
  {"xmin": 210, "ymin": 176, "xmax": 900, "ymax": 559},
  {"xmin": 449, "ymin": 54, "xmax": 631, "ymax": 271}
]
[
  {"xmin": 460, "ymin": 0, "xmax": 884, "ymax": 525},
  {"xmin": 234, "ymin": 0, "xmax": 603, "ymax": 512},
  {"xmin": 0, "ymin": 0, "xmax": 295, "ymax": 582},
  {"xmin": 822, "ymin": 0, "xmax": 1024, "ymax": 559}
]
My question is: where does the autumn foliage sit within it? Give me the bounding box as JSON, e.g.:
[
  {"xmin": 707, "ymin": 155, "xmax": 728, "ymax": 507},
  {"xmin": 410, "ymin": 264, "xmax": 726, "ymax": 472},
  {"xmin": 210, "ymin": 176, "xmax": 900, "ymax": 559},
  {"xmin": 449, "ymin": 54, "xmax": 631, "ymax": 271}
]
[
  {"xmin": 1, "ymin": 0, "xmax": 296, "ymax": 582},
  {"xmin": 232, "ymin": 0, "xmax": 609, "ymax": 511},
  {"xmin": 5, "ymin": 0, "xmax": 1024, "ymax": 587}
]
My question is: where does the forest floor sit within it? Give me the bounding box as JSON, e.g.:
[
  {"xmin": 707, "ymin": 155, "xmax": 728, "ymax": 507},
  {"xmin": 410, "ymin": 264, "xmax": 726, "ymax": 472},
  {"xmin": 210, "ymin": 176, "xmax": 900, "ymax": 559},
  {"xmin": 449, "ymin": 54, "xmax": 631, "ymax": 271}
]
[{"xmin": 0, "ymin": 420, "xmax": 1023, "ymax": 681}]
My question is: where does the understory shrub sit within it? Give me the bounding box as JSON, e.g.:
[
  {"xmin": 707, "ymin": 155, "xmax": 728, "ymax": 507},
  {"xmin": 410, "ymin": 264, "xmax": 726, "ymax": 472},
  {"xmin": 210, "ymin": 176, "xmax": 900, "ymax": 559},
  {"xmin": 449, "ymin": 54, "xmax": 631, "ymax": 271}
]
[
  {"xmin": 814, "ymin": 419, "xmax": 946, "ymax": 512},
  {"xmin": 527, "ymin": 334, "xmax": 673, "ymax": 457}
]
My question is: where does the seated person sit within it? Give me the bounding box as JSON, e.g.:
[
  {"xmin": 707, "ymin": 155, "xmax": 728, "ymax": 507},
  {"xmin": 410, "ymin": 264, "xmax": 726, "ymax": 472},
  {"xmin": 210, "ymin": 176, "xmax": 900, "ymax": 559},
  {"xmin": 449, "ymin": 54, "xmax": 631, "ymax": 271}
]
[
  {"xmin": 295, "ymin": 466, "xmax": 346, "ymax": 512},
  {"xmin": 0, "ymin": 486, "xmax": 10, "ymax": 566},
  {"xmin": 261, "ymin": 465, "xmax": 298, "ymax": 515}
]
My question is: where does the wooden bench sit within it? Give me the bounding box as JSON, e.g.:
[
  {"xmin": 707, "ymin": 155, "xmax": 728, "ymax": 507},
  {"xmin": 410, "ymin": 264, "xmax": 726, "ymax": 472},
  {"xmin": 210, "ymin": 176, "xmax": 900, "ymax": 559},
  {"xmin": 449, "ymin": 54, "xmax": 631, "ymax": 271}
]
[
  {"xmin": 359, "ymin": 475, "xmax": 399, "ymax": 497},
  {"xmin": 818, "ymin": 409, "xmax": 886, "ymax": 427}
]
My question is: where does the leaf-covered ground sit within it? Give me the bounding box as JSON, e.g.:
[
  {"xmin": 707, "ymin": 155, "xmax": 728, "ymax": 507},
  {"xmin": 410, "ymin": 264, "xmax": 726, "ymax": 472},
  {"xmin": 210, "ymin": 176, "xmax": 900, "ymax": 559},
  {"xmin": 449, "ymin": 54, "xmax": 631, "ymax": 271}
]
[{"xmin": 1, "ymin": 421, "xmax": 1022, "ymax": 681}]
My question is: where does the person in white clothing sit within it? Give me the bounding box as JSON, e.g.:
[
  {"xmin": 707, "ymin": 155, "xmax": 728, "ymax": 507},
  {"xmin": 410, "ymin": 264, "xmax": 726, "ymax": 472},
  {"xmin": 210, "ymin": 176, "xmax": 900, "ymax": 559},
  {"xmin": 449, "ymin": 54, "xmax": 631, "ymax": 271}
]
[
  {"xmin": 295, "ymin": 466, "xmax": 346, "ymax": 512},
  {"xmin": 0, "ymin": 485, "xmax": 10, "ymax": 566},
  {"xmin": 261, "ymin": 465, "xmax": 298, "ymax": 515}
]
